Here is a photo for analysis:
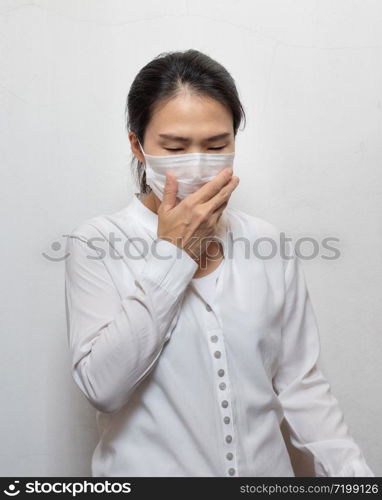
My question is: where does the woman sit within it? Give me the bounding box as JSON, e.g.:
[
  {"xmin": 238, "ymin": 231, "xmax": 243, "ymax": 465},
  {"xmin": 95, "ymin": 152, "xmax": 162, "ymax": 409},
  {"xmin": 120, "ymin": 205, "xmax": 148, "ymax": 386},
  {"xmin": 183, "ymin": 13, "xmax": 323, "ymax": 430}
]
[{"xmin": 64, "ymin": 49, "xmax": 374, "ymax": 477}]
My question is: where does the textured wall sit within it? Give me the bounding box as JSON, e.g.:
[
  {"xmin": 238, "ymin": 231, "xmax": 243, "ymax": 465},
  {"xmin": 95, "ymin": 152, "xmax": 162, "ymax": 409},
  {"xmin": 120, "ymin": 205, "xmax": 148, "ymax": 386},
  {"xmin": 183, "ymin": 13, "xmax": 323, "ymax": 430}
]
[{"xmin": 0, "ymin": 0, "xmax": 380, "ymax": 476}]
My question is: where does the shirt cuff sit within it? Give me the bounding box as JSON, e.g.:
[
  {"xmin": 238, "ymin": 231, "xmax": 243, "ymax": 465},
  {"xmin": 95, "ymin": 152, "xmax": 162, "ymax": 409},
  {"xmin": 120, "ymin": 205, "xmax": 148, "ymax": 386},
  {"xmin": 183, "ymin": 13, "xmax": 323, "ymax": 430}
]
[
  {"xmin": 140, "ymin": 238, "xmax": 199, "ymax": 298},
  {"xmin": 336, "ymin": 457, "xmax": 375, "ymax": 477}
]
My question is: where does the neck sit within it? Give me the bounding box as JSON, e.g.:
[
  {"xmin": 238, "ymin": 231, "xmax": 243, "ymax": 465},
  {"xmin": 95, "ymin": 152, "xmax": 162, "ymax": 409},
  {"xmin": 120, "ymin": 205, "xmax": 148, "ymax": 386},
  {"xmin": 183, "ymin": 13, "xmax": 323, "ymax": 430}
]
[{"xmin": 141, "ymin": 191, "xmax": 161, "ymax": 214}]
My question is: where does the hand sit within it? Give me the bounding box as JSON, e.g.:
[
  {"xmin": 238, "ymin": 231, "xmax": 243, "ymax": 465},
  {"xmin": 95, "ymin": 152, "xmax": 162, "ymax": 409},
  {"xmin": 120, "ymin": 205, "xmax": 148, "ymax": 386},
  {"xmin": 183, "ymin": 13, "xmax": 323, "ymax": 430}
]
[{"xmin": 157, "ymin": 167, "xmax": 240, "ymax": 262}]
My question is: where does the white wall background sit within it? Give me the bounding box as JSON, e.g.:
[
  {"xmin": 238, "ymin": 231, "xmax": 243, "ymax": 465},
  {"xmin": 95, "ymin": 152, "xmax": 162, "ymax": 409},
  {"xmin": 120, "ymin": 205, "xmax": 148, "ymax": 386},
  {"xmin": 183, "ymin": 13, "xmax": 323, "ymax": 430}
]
[{"xmin": 1, "ymin": 0, "xmax": 381, "ymax": 476}]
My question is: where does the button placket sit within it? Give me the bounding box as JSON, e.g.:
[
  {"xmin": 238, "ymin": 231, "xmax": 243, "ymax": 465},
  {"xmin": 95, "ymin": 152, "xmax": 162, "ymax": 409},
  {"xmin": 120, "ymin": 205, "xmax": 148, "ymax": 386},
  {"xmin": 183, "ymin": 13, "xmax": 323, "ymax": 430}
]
[{"xmin": 204, "ymin": 303, "xmax": 238, "ymax": 477}]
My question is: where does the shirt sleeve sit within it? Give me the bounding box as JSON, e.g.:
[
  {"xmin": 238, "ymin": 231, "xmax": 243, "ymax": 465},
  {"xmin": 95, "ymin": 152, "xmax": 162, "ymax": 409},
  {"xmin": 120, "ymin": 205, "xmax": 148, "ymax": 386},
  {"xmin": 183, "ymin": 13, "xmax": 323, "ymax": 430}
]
[
  {"xmin": 271, "ymin": 248, "xmax": 375, "ymax": 477},
  {"xmin": 64, "ymin": 233, "xmax": 198, "ymax": 415}
]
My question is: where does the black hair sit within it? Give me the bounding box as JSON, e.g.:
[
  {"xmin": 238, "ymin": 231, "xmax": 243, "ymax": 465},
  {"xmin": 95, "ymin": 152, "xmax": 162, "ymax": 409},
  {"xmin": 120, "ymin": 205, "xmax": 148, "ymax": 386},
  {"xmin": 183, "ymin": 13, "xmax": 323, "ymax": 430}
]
[{"xmin": 125, "ymin": 49, "xmax": 246, "ymax": 194}]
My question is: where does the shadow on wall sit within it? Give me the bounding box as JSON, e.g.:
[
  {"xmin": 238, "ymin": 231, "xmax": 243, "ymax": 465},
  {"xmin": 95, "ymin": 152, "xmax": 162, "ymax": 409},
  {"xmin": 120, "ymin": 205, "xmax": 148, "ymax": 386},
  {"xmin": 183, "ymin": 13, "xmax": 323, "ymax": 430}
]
[{"xmin": 280, "ymin": 418, "xmax": 315, "ymax": 476}]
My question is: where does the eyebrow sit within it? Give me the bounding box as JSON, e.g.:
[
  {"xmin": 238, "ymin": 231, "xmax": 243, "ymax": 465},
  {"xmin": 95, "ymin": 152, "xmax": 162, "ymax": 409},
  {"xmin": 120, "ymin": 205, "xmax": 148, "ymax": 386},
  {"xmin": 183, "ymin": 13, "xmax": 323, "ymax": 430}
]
[{"xmin": 158, "ymin": 132, "xmax": 231, "ymax": 143}]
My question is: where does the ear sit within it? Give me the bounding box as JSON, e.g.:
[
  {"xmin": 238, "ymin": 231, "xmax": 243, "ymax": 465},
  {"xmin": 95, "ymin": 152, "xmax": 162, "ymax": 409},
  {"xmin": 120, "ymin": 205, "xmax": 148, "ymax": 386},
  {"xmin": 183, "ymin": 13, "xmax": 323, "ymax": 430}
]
[{"xmin": 128, "ymin": 131, "xmax": 144, "ymax": 163}]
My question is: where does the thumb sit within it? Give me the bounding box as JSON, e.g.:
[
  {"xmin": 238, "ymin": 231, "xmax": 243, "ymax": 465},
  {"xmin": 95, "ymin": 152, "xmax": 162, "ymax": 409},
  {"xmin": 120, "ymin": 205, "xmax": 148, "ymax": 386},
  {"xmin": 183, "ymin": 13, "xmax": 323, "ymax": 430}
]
[{"xmin": 160, "ymin": 172, "xmax": 178, "ymax": 211}]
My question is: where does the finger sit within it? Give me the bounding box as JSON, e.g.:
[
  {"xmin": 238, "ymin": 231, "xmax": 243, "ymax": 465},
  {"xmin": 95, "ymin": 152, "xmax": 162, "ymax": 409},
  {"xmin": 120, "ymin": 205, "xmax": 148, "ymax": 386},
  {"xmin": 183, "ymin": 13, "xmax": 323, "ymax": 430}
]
[
  {"xmin": 186, "ymin": 167, "xmax": 233, "ymax": 205},
  {"xmin": 212, "ymin": 200, "xmax": 228, "ymax": 215},
  {"xmin": 210, "ymin": 202, "xmax": 228, "ymax": 227},
  {"xmin": 204, "ymin": 176, "xmax": 239, "ymax": 214},
  {"xmin": 160, "ymin": 172, "xmax": 178, "ymax": 211}
]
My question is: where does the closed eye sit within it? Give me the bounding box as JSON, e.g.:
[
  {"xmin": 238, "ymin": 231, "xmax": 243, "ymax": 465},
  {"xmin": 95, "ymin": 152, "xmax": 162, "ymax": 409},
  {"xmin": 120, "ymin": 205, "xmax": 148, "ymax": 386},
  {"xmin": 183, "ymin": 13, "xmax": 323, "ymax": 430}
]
[{"xmin": 164, "ymin": 146, "xmax": 226, "ymax": 152}]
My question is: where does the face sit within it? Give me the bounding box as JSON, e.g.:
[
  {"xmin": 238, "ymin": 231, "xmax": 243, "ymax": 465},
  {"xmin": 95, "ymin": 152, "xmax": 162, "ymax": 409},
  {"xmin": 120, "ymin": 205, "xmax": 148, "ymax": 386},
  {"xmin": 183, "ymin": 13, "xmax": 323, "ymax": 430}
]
[
  {"xmin": 128, "ymin": 91, "xmax": 235, "ymax": 210},
  {"xmin": 129, "ymin": 91, "xmax": 235, "ymax": 160}
]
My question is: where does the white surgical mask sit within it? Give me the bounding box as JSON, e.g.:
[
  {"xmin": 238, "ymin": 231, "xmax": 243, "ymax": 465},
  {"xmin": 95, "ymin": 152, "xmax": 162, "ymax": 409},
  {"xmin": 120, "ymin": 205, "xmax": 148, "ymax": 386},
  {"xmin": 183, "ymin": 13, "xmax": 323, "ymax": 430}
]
[{"xmin": 137, "ymin": 139, "xmax": 235, "ymax": 201}]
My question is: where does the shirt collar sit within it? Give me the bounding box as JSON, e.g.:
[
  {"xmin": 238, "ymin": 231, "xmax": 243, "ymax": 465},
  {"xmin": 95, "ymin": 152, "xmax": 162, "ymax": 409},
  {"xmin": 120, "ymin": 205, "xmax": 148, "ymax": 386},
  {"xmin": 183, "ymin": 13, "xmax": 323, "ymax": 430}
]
[{"xmin": 129, "ymin": 192, "xmax": 232, "ymax": 257}]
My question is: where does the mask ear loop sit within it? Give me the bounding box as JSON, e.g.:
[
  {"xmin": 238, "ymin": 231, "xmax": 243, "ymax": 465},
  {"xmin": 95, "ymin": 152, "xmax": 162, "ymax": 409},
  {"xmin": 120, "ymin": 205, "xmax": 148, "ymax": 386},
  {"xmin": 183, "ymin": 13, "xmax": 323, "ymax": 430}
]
[{"xmin": 137, "ymin": 139, "xmax": 145, "ymax": 158}]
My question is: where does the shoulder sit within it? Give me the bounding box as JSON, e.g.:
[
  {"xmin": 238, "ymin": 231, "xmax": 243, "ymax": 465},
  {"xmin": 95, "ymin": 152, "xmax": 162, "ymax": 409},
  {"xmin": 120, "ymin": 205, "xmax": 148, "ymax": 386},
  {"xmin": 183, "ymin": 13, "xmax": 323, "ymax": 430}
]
[
  {"xmin": 64, "ymin": 202, "xmax": 143, "ymax": 273},
  {"xmin": 66, "ymin": 216, "xmax": 108, "ymax": 242},
  {"xmin": 64, "ymin": 215, "xmax": 110, "ymax": 267},
  {"xmin": 226, "ymin": 206, "xmax": 295, "ymax": 275},
  {"xmin": 64, "ymin": 206, "xmax": 135, "ymax": 266},
  {"xmin": 66, "ymin": 205, "xmax": 134, "ymax": 243},
  {"xmin": 226, "ymin": 205, "xmax": 285, "ymax": 241}
]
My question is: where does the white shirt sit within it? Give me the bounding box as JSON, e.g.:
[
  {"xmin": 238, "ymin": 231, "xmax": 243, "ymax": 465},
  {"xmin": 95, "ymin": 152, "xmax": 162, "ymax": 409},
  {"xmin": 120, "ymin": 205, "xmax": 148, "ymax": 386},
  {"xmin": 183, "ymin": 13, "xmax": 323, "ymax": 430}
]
[
  {"xmin": 192, "ymin": 258, "xmax": 223, "ymax": 306},
  {"xmin": 64, "ymin": 192, "xmax": 374, "ymax": 477}
]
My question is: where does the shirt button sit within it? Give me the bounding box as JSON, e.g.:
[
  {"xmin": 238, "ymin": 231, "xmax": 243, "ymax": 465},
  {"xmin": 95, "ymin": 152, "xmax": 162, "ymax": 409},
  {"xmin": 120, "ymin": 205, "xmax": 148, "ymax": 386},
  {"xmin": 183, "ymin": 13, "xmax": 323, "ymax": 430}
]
[
  {"xmin": 224, "ymin": 416, "xmax": 230, "ymax": 424},
  {"xmin": 218, "ymin": 369, "xmax": 225, "ymax": 377},
  {"xmin": 134, "ymin": 279, "xmax": 140, "ymax": 287},
  {"xmin": 221, "ymin": 400, "xmax": 229, "ymax": 408},
  {"xmin": 205, "ymin": 304, "xmax": 212, "ymax": 311},
  {"xmin": 225, "ymin": 435, "xmax": 232, "ymax": 443},
  {"xmin": 226, "ymin": 452, "xmax": 233, "ymax": 460},
  {"xmin": 219, "ymin": 382, "xmax": 226, "ymax": 390},
  {"xmin": 210, "ymin": 335, "xmax": 219, "ymax": 343},
  {"xmin": 228, "ymin": 468, "xmax": 235, "ymax": 476},
  {"xmin": 214, "ymin": 351, "xmax": 221, "ymax": 359}
]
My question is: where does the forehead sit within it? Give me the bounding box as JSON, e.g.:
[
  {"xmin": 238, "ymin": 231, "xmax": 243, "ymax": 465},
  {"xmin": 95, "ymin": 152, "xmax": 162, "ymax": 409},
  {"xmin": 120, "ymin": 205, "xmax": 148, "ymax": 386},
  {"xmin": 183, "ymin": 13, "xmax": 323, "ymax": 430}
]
[{"xmin": 147, "ymin": 93, "xmax": 233, "ymax": 137}]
